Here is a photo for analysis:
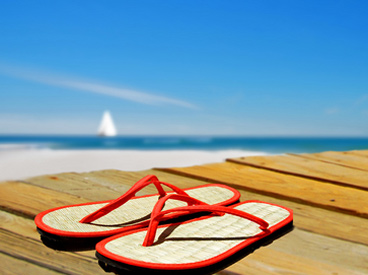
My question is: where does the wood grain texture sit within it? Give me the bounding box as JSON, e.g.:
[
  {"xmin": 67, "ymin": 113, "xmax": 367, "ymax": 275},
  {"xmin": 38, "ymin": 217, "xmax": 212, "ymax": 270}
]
[
  {"xmin": 0, "ymin": 181, "xmax": 90, "ymax": 218},
  {"xmin": 349, "ymin": 150, "xmax": 368, "ymax": 157},
  {"xmin": 224, "ymin": 247, "xmax": 365, "ymax": 275},
  {"xmin": 151, "ymin": 168, "xmax": 368, "ymax": 245},
  {"xmin": 25, "ymin": 170, "xmax": 134, "ymax": 201},
  {"xmin": 0, "ymin": 210, "xmax": 98, "ymax": 260},
  {"xmin": 159, "ymin": 162, "xmax": 368, "ymax": 218},
  {"xmin": 1, "ymin": 211, "xmax": 366, "ymax": 275},
  {"xmin": 227, "ymin": 154, "xmax": 368, "ymax": 191},
  {"xmin": 1, "ymin": 150, "xmax": 368, "ymax": 275},
  {"xmin": 0, "ymin": 229, "xmax": 105, "ymax": 275},
  {"xmin": 229, "ymin": 188, "xmax": 368, "ymax": 245},
  {"xmin": 25, "ymin": 169, "xmax": 207, "ymax": 201},
  {"xmin": 0, "ymin": 253, "xmax": 64, "ymax": 275},
  {"xmin": 292, "ymin": 151, "xmax": 368, "ymax": 171}
]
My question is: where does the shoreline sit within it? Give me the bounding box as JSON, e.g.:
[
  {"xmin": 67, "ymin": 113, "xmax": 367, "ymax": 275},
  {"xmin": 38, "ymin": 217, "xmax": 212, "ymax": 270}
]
[{"xmin": 0, "ymin": 148, "xmax": 267, "ymax": 182}]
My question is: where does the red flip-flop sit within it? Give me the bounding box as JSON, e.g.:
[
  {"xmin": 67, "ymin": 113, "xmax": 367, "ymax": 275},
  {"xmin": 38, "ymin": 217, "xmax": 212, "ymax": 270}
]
[
  {"xmin": 96, "ymin": 194, "xmax": 293, "ymax": 274},
  {"xmin": 35, "ymin": 175, "xmax": 240, "ymax": 250}
]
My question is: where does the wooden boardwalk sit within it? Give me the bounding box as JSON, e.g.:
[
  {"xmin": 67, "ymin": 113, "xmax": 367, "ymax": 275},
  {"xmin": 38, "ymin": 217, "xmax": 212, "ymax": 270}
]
[{"xmin": 1, "ymin": 150, "xmax": 368, "ymax": 274}]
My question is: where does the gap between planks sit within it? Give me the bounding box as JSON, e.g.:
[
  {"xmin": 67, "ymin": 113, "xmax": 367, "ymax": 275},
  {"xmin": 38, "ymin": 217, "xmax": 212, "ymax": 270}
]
[
  {"xmin": 289, "ymin": 150, "xmax": 368, "ymax": 172},
  {"xmin": 227, "ymin": 153, "xmax": 368, "ymax": 191},
  {"xmin": 1, "ymin": 169, "xmax": 367, "ymax": 246},
  {"xmin": 157, "ymin": 162, "xmax": 368, "ymax": 219},
  {"xmin": 1, "ymin": 210, "xmax": 367, "ymax": 275},
  {"xmin": 1, "ymin": 168, "xmax": 368, "ymax": 274}
]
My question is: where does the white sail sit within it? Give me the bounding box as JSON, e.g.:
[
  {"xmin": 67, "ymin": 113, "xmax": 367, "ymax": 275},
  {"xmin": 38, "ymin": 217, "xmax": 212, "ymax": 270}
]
[{"xmin": 97, "ymin": 111, "xmax": 117, "ymax": 137}]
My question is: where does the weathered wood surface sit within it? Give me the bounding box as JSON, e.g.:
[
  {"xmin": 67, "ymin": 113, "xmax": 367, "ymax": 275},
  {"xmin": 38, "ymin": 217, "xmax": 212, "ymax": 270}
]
[
  {"xmin": 0, "ymin": 181, "xmax": 90, "ymax": 218},
  {"xmin": 227, "ymin": 154, "xmax": 368, "ymax": 190},
  {"xmin": 160, "ymin": 162, "xmax": 368, "ymax": 218},
  {"xmin": 1, "ymin": 150, "xmax": 368, "ymax": 274},
  {"xmin": 292, "ymin": 150, "xmax": 368, "ymax": 171},
  {"xmin": 350, "ymin": 150, "xmax": 368, "ymax": 156}
]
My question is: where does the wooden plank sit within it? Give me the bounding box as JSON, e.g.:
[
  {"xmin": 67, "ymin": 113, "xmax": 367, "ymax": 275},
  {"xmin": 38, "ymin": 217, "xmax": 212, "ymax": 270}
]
[
  {"xmin": 227, "ymin": 154, "xmax": 368, "ymax": 191},
  {"xmin": 1, "ymin": 210, "xmax": 367, "ymax": 275},
  {"xmin": 0, "ymin": 229, "xmax": 105, "ymax": 275},
  {"xmin": 1, "ymin": 152, "xmax": 366, "ymax": 274},
  {"xmin": 2, "ymin": 168, "xmax": 367, "ymax": 273},
  {"xmin": 229, "ymin": 248, "xmax": 366, "ymax": 275},
  {"xmin": 25, "ymin": 170, "xmax": 134, "ymax": 201},
  {"xmin": 0, "ymin": 210, "xmax": 38, "ymax": 239},
  {"xmin": 232, "ymin": 189, "xmax": 368, "ymax": 245},
  {"xmin": 268, "ymin": 228, "xmax": 368, "ymax": 274},
  {"xmin": 149, "ymin": 170, "xmax": 368, "ymax": 245},
  {"xmin": 0, "ymin": 181, "xmax": 90, "ymax": 218},
  {"xmin": 0, "ymin": 210, "xmax": 98, "ymax": 260},
  {"xmin": 0, "ymin": 253, "xmax": 64, "ymax": 275},
  {"xmin": 156, "ymin": 168, "xmax": 368, "ymax": 246},
  {"xmin": 349, "ymin": 150, "xmax": 368, "ymax": 157},
  {"xmin": 158, "ymin": 162, "xmax": 368, "ymax": 218},
  {"xmin": 4, "ymin": 169, "xmax": 368, "ymax": 247},
  {"xmin": 293, "ymin": 151, "xmax": 368, "ymax": 171},
  {"xmin": 225, "ymin": 245, "xmax": 366, "ymax": 275},
  {"xmin": 153, "ymin": 170, "xmax": 368, "ymax": 245},
  {"xmin": 25, "ymin": 169, "xmax": 213, "ymax": 201},
  {"xmin": 3, "ymin": 169, "xmax": 368, "ymax": 245}
]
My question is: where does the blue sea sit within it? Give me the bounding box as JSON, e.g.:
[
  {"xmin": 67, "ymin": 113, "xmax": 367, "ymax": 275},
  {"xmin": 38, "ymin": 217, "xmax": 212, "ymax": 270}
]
[{"xmin": 0, "ymin": 135, "xmax": 367, "ymax": 154}]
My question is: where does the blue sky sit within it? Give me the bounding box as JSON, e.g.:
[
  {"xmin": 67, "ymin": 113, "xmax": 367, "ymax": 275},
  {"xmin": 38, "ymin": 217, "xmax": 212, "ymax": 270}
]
[{"xmin": 0, "ymin": 0, "xmax": 367, "ymax": 136}]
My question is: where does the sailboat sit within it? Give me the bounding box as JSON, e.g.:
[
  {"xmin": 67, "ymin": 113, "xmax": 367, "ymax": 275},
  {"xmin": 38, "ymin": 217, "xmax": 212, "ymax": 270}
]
[{"xmin": 97, "ymin": 111, "xmax": 117, "ymax": 137}]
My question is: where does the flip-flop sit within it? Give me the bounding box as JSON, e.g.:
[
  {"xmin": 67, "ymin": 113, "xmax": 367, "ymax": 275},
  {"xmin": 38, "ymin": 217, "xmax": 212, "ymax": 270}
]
[
  {"xmin": 35, "ymin": 175, "xmax": 240, "ymax": 250},
  {"xmin": 96, "ymin": 194, "xmax": 293, "ymax": 274}
]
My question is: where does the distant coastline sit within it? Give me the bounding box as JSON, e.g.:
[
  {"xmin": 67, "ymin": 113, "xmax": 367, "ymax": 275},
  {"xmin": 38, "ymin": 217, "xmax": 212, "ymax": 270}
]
[
  {"xmin": 0, "ymin": 135, "xmax": 368, "ymax": 154},
  {"xmin": 1, "ymin": 135, "xmax": 367, "ymax": 182}
]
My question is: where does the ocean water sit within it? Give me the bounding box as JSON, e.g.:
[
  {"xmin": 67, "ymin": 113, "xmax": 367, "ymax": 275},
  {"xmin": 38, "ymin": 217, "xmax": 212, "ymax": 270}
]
[{"xmin": 0, "ymin": 135, "xmax": 367, "ymax": 154}]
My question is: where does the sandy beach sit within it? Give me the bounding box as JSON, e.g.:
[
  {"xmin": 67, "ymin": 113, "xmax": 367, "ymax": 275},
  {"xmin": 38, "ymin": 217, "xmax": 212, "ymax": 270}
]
[{"xmin": 0, "ymin": 148, "xmax": 266, "ymax": 181}]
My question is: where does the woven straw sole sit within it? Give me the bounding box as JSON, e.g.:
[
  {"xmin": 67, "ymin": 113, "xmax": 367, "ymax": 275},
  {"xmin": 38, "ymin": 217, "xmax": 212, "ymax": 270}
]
[
  {"xmin": 35, "ymin": 184, "xmax": 239, "ymax": 239},
  {"xmin": 96, "ymin": 201, "xmax": 293, "ymax": 273}
]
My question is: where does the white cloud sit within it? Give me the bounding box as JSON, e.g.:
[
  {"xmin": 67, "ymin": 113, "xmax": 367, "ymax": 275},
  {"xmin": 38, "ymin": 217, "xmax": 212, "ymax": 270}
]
[
  {"xmin": 61, "ymin": 80, "xmax": 197, "ymax": 108},
  {"xmin": 0, "ymin": 64, "xmax": 198, "ymax": 109}
]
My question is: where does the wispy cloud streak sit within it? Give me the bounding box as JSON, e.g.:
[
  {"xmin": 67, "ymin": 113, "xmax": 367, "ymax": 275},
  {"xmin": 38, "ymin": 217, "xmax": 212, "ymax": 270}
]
[{"xmin": 0, "ymin": 65, "xmax": 198, "ymax": 109}]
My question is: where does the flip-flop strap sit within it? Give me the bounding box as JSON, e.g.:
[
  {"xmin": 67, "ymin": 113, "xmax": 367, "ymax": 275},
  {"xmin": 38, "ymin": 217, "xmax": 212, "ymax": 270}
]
[
  {"xmin": 150, "ymin": 193, "xmax": 210, "ymax": 218},
  {"xmin": 80, "ymin": 175, "xmax": 188, "ymax": 223},
  {"xmin": 142, "ymin": 203, "xmax": 269, "ymax": 247}
]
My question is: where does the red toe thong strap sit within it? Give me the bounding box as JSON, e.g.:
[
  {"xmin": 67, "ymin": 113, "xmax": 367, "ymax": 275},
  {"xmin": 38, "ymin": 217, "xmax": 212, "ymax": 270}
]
[
  {"xmin": 80, "ymin": 175, "xmax": 189, "ymax": 223},
  {"xmin": 142, "ymin": 203, "xmax": 269, "ymax": 247},
  {"xmin": 149, "ymin": 193, "xmax": 210, "ymax": 219}
]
